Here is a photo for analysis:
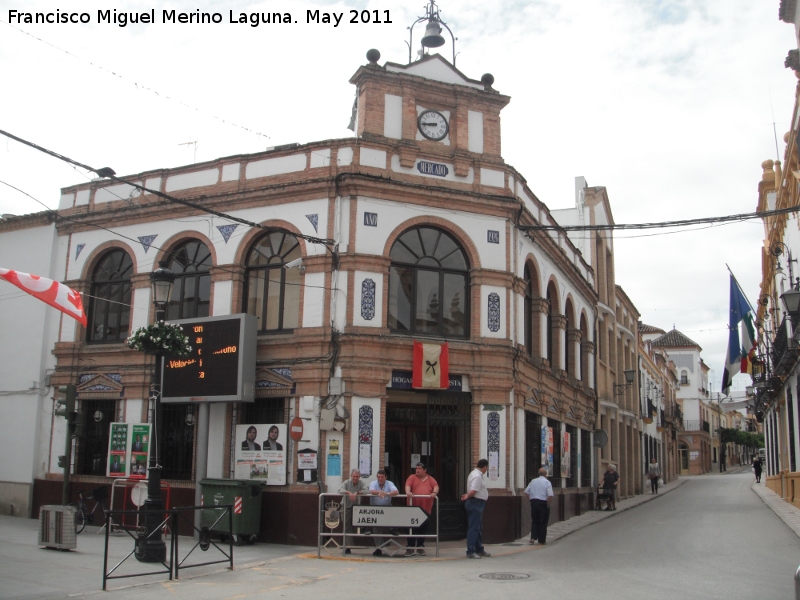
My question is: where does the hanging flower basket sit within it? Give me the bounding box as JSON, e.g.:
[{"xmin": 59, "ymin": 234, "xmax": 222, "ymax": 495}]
[{"xmin": 126, "ymin": 321, "xmax": 192, "ymax": 357}]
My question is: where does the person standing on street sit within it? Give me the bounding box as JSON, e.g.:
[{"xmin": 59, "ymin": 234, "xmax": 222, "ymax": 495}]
[
  {"xmin": 404, "ymin": 462, "xmax": 438, "ymax": 556},
  {"xmin": 460, "ymin": 458, "xmax": 491, "ymax": 559},
  {"xmin": 338, "ymin": 469, "xmax": 369, "ymax": 554},
  {"xmin": 524, "ymin": 467, "xmax": 554, "ymax": 545},
  {"xmin": 752, "ymin": 456, "xmax": 763, "ymax": 483},
  {"xmin": 368, "ymin": 469, "xmax": 399, "ymax": 556},
  {"xmin": 648, "ymin": 457, "xmax": 662, "ymax": 494}
]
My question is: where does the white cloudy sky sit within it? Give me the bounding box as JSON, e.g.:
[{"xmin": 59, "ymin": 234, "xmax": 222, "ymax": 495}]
[{"xmin": 1, "ymin": 0, "xmax": 796, "ymax": 392}]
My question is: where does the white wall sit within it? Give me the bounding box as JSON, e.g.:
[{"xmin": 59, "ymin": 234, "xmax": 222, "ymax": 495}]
[{"xmin": 0, "ymin": 223, "xmax": 61, "ymax": 512}]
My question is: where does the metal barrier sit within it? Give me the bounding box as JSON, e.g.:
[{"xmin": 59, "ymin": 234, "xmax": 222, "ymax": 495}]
[
  {"xmin": 109, "ymin": 478, "xmax": 171, "ymax": 533},
  {"xmin": 102, "ymin": 505, "xmax": 233, "ymax": 590},
  {"xmin": 317, "ymin": 493, "xmax": 439, "ymax": 558}
]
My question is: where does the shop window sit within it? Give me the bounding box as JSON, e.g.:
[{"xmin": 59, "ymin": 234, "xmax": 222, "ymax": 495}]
[
  {"xmin": 244, "ymin": 232, "xmax": 301, "ymax": 332},
  {"xmin": 388, "ymin": 227, "xmax": 469, "ymax": 338},
  {"xmin": 525, "ymin": 411, "xmax": 542, "ymax": 484},
  {"xmin": 580, "ymin": 429, "xmax": 592, "ymax": 487},
  {"xmin": 88, "ymin": 249, "xmax": 133, "ymax": 342},
  {"xmin": 158, "ymin": 403, "xmax": 195, "ymax": 480},
  {"xmin": 165, "ymin": 240, "xmax": 211, "ymax": 320},
  {"xmin": 76, "ymin": 399, "xmax": 117, "ymax": 476}
]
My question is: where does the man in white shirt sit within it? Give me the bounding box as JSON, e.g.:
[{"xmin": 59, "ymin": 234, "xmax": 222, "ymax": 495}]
[
  {"xmin": 368, "ymin": 469, "xmax": 399, "ymax": 556},
  {"xmin": 524, "ymin": 467, "xmax": 554, "ymax": 544},
  {"xmin": 460, "ymin": 458, "xmax": 491, "ymax": 559}
]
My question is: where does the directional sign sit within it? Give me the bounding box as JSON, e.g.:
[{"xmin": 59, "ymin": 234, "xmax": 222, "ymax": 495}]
[{"xmin": 352, "ymin": 506, "xmax": 428, "ymax": 528}]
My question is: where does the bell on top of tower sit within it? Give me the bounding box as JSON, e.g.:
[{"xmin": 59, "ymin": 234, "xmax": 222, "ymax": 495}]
[{"xmin": 407, "ymin": 1, "xmax": 457, "ymax": 65}]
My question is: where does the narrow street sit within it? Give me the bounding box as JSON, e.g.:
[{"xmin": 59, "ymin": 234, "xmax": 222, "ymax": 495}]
[{"xmin": 4, "ymin": 471, "xmax": 797, "ymax": 600}]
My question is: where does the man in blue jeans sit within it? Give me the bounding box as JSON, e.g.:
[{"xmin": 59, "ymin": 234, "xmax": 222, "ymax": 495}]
[{"xmin": 461, "ymin": 458, "xmax": 491, "ymax": 559}]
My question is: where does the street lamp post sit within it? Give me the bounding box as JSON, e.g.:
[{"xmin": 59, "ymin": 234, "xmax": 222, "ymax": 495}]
[{"xmin": 137, "ymin": 265, "xmax": 175, "ymax": 563}]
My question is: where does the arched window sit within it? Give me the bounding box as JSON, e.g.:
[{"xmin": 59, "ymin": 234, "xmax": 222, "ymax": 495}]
[
  {"xmin": 524, "ymin": 263, "xmax": 542, "ymax": 358},
  {"xmin": 165, "ymin": 240, "xmax": 212, "ymax": 321},
  {"xmin": 579, "ymin": 313, "xmax": 589, "ymax": 382},
  {"xmin": 564, "ymin": 299, "xmax": 575, "ymax": 377},
  {"xmin": 88, "ymin": 249, "xmax": 133, "ymax": 342},
  {"xmin": 680, "ymin": 371, "xmax": 688, "ymax": 385},
  {"xmin": 244, "ymin": 232, "xmax": 301, "ymax": 332},
  {"xmin": 546, "ymin": 283, "xmax": 558, "ymax": 367},
  {"xmin": 388, "ymin": 226, "xmax": 469, "ymax": 337}
]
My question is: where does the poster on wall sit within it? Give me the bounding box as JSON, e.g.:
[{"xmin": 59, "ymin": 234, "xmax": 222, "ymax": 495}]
[
  {"xmin": 561, "ymin": 432, "xmax": 571, "ymax": 479},
  {"xmin": 107, "ymin": 423, "xmax": 151, "ymax": 478},
  {"xmin": 327, "ymin": 438, "xmax": 341, "ymax": 477},
  {"xmin": 234, "ymin": 424, "xmax": 287, "ymax": 485},
  {"xmin": 541, "ymin": 426, "xmax": 554, "ymax": 476}
]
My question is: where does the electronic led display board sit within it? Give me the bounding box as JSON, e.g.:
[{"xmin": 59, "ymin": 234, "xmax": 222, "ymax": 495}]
[{"xmin": 161, "ymin": 313, "xmax": 256, "ymax": 403}]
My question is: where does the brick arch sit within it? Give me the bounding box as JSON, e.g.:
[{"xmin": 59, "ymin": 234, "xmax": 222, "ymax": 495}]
[
  {"xmin": 382, "ymin": 216, "xmax": 482, "ymax": 271},
  {"xmin": 522, "ymin": 254, "xmax": 542, "ymax": 297},
  {"xmin": 79, "ymin": 242, "xmax": 137, "ymax": 344},
  {"xmin": 151, "ymin": 231, "xmax": 218, "ymax": 269},
  {"xmin": 564, "ymin": 296, "xmax": 576, "ymax": 378},
  {"xmin": 233, "ymin": 220, "xmax": 309, "ymax": 330},
  {"xmin": 545, "ymin": 279, "xmax": 561, "ymax": 370},
  {"xmin": 233, "ymin": 220, "xmax": 309, "ymax": 266},
  {"xmin": 579, "ymin": 311, "xmax": 590, "ymax": 382},
  {"xmin": 79, "ymin": 240, "xmax": 138, "ymax": 281}
]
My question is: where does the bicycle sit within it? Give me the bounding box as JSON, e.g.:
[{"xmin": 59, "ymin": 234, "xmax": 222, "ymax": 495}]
[{"xmin": 68, "ymin": 486, "xmax": 109, "ymax": 534}]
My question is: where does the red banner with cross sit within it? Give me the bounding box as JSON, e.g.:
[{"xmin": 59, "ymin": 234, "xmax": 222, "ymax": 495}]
[{"xmin": 412, "ymin": 341, "xmax": 449, "ymax": 389}]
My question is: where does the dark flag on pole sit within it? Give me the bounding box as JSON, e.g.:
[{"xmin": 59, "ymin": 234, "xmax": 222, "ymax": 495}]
[{"xmin": 721, "ymin": 273, "xmax": 755, "ymax": 395}]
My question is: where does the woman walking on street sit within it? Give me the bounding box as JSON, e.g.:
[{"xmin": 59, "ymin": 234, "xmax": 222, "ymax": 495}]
[
  {"xmin": 648, "ymin": 458, "xmax": 661, "ymax": 494},
  {"xmin": 752, "ymin": 456, "xmax": 763, "ymax": 483}
]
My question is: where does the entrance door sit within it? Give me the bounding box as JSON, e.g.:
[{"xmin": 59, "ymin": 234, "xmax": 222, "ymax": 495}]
[
  {"xmin": 385, "ymin": 425, "xmax": 426, "ymax": 488},
  {"xmin": 679, "ymin": 445, "xmax": 690, "ymax": 475},
  {"xmin": 385, "ymin": 393, "xmax": 471, "ymax": 540}
]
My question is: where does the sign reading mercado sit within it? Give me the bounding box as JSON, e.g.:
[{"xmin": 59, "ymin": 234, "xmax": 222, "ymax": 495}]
[{"xmin": 161, "ymin": 314, "xmax": 257, "ymax": 403}]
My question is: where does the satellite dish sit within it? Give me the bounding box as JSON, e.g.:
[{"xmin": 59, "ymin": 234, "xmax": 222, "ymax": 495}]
[{"xmin": 593, "ymin": 430, "xmax": 608, "ymax": 448}]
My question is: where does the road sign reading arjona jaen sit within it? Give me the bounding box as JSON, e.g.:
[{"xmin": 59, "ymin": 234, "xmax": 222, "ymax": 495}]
[{"xmin": 352, "ymin": 506, "xmax": 428, "ymax": 528}]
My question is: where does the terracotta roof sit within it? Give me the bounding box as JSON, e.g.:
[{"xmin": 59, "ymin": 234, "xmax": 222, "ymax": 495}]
[
  {"xmin": 639, "ymin": 323, "xmax": 665, "ymax": 335},
  {"xmin": 652, "ymin": 328, "xmax": 701, "ymax": 350}
]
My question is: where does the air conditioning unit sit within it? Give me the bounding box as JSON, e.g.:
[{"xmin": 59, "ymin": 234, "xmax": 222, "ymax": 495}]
[{"xmin": 39, "ymin": 505, "xmax": 77, "ymax": 550}]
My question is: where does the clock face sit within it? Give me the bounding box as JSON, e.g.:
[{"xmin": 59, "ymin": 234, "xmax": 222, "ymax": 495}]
[{"xmin": 417, "ymin": 110, "xmax": 449, "ymax": 141}]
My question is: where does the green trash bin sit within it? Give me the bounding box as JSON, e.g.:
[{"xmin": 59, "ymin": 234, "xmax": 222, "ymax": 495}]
[{"xmin": 200, "ymin": 478, "xmax": 264, "ymax": 544}]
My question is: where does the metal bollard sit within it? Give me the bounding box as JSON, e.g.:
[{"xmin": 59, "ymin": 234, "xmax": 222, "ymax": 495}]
[{"xmin": 795, "ymin": 564, "xmax": 800, "ymax": 600}]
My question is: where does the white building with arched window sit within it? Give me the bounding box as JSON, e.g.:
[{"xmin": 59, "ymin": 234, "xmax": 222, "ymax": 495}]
[{"xmin": 0, "ymin": 48, "xmax": 651, "ymax": 544}]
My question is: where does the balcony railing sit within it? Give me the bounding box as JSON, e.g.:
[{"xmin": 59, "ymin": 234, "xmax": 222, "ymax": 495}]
[
  {"xmin": 683, "ymin": 420, "xmax": 711, "ymax": 433},
  {"xmin": 771, "ymin": 316, "xmax": 800, "ymax": 377}
]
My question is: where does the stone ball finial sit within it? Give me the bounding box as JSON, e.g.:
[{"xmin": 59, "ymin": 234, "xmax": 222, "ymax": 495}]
[
  {"xmin": 762, "ymin": 159, "xmax": 774, "ymax": 169},
  {"xmin": 366, "ymin": 49, "xmax": 381, "ymax": 64},
  {"xmin": 481, "ymin": 73, "xmax": 495, "ymax": 89}
]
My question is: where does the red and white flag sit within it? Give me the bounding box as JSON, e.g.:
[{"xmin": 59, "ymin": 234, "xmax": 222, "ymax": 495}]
[
  {"xmin": 412, "ymin": 341, "xmax": 449, "ymax": 389},
  {"xmin": 0, "ymin": 268, "xmax": 87, "ymax": 327}
]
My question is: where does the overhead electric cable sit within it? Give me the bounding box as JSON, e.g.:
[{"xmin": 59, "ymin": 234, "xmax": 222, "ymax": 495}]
[{"xmin": 0, "ymin": 128, "xmax": 336, "ymax": 253}]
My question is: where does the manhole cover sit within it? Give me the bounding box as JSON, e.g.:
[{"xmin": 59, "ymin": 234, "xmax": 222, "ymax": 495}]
[
  {"xmin": 502, "ymin": 543, "xmax": 523, "ymax": 546},
  {"xmin": 479, "ymin": 573, "xmax": 530, "ymax": 581}
]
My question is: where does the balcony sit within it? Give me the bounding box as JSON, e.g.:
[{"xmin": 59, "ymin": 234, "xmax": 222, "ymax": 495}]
[
  {"xmin": 684, "ymin": 420, "xmax": 710, "ymax": 433},
  {"xmin": 771, "ymin": 316, "xmax": 800, "ymax": 377}
]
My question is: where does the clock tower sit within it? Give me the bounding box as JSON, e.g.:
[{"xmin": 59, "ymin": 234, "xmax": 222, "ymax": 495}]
[{"xmin": 348, "ymin": 50, "xmax": 510, "ymax": 178}]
